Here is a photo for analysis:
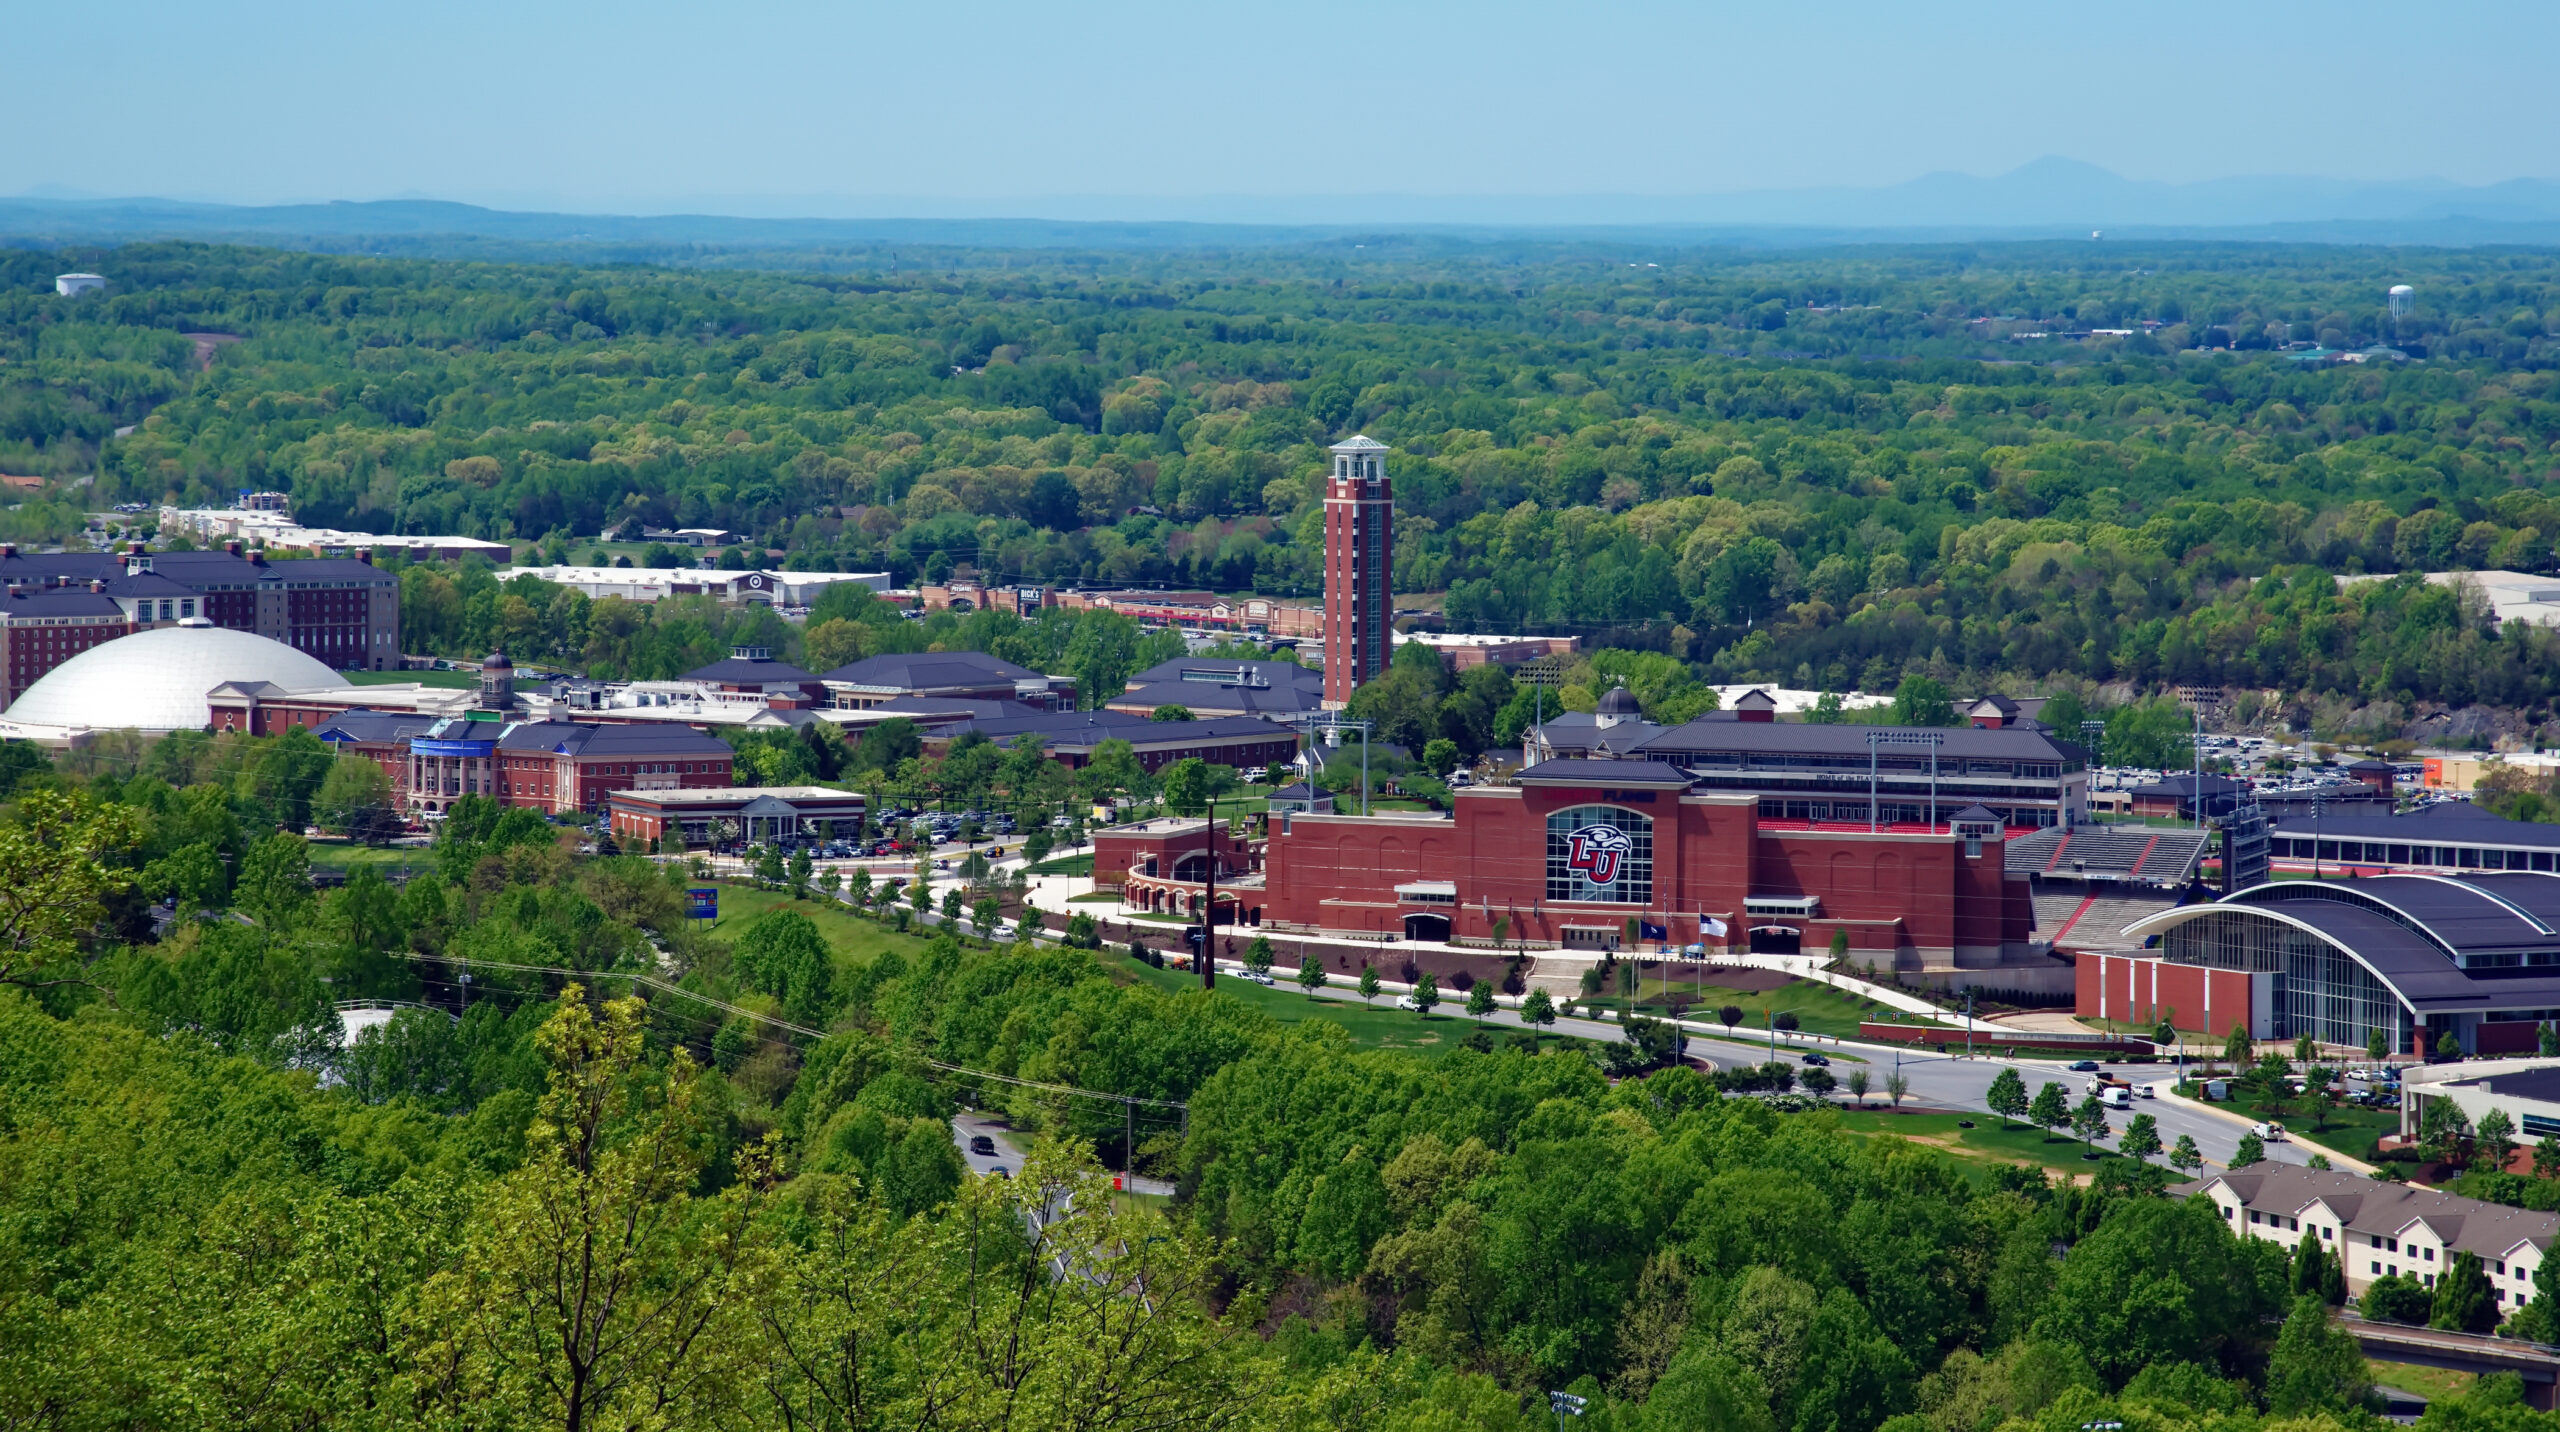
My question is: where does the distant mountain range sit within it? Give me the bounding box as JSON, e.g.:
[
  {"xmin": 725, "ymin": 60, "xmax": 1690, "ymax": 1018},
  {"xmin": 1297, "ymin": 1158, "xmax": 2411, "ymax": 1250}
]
[{"xmin": 9, "ymin": 159, "xmax": 2560, "ymax": 251}]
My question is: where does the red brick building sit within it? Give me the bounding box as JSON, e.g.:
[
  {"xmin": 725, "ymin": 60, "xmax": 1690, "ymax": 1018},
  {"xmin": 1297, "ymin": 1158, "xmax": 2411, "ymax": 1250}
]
[
  {"xmin": 1262, "ymin": 758, "xmax": 2040, "ymax": 974},
  {"xmin": 315, "ymin": 711, "xmax": 736, "ymax": 818}
]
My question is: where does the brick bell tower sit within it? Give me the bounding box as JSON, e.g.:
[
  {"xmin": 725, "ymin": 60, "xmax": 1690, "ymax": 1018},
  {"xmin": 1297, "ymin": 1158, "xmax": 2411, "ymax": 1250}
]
[{"xmin": 1322, "ymin": 435, "xmax": 1393, "ymax": 709}]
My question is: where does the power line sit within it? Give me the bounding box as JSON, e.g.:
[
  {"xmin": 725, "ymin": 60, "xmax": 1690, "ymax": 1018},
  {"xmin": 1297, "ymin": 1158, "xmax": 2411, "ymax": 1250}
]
[{"xmin": 402, "ymin": 952, "xmax": 1184, "ymax": 1111}]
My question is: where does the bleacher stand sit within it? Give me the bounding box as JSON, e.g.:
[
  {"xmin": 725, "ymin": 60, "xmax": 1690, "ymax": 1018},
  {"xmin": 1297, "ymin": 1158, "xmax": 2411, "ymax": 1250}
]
[{"xmin": 2009, "ymin": 825, "xmax": 2212, "ymax": 953}]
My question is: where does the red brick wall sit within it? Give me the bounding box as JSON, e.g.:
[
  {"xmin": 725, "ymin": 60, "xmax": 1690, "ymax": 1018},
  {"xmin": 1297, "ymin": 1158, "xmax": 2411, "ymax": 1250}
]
[
  {"xmin": 2074, "ymin": 952, "xmax": 2263, "ymax": 1039},
  {"xmin": 1264, "ymin": 786, "xmax": 2033, "ymax": 953}
]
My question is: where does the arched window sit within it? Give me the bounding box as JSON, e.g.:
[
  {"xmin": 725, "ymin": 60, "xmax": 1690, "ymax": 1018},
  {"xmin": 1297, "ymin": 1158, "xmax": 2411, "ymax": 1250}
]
[{"xmin": 1546, "ymin": 805, "xmax": 1653, "ymax": 905}]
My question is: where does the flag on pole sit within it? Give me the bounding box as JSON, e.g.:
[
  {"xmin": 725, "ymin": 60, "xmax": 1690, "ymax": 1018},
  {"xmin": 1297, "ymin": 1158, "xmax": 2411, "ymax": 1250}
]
[
  {"xmin": 1701, "ymin": 916, "xmax": 1729, "ymax": 937},
  {"xmin": 1640, "ymin": 920, "xmax": 1668, "ymax": 941}
]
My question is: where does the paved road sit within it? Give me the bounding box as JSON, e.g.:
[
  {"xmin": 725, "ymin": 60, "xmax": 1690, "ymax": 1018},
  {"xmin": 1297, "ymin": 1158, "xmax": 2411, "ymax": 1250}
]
[
  {"xmin": 864, "ymin": 858, "xmax": 2335, "ymax": 1178},
  {"xmin": 1272, "ymin": 977, "xmax": 2340, "ymax": 1173},
  {"xmin": 951, "ymin": 1111, "xmax": 1030, "ymax": 1180}
]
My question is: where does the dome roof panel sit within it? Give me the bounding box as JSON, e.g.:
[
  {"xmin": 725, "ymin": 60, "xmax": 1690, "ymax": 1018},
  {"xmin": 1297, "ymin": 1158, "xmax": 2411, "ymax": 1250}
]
[{"xmin": 5, "ymin": 627, "xmax": 349, "ymax": 732}]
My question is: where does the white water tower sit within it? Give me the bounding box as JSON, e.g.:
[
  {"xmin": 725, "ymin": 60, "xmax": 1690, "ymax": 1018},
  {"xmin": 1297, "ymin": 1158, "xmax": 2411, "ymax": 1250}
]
[
  {"xmin": 53, "ymin": 274, "xmax": 104, "ymax": 298},
  {"xmin": 2388, "ymin": 284, "xmax": 2415, "ymax": 320}
]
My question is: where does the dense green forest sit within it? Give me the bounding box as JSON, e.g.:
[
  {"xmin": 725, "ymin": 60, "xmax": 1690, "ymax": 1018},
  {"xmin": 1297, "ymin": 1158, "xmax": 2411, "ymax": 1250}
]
[
  {"xmin": 11, "ymin": 239, "xmax": 2560, "ymax": 727},
  {"xmin": 10, "ymin": 726, "xmax": 2557, "ymax": 1431}
]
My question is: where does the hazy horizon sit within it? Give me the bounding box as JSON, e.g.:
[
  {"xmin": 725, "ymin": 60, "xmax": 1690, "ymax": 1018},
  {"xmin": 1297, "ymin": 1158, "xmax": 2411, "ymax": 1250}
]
[{"xmin": 12, "ymin": 0, "xmax": 2556, "ymax": 220}]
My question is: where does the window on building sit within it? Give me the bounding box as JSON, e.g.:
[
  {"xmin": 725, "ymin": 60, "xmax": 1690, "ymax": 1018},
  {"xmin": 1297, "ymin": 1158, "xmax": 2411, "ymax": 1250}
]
[{"xmin": 1546, "ymin": 805, "xmax": 1654, "ymax": 905}]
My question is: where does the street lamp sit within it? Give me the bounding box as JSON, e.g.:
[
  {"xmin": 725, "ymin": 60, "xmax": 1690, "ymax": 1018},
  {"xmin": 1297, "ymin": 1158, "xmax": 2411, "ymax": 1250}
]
[{"xmin": 1548, "ymin": 1391, "xmax": 1588, "ymax": 1429}]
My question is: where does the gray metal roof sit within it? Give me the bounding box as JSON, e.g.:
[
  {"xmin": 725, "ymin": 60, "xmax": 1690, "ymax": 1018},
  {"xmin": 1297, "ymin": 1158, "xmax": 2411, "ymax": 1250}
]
[
  {"xmin": 821, "ymin": 650, "xmax": 1044, "ymax": 689},
  {"xmin": 1627, "ymin": 719, "xmax": 2081, "ymax": 762},
  {"xmin": 1515, "ymin": 759, "xmax": 1696, "ymax": 787},
  {"xmin": 2272, "ymin": 802, "xmax": 2560, "ymax": 851},
  {"xmin": 2185, "ymin": 1166, "xmax": 2557, "ymax": 1259}
]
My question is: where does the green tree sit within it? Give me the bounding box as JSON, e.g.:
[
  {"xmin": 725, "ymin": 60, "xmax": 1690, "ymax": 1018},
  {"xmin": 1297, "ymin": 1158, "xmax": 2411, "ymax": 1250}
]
[
  {"xmin": 2105, "ymin": 697, "xmax": 2198, "ymax": 772},
  {"xmin": 940, "ymin": 888, "xmax": 964, "ymax": 928},
  {"xmin": 1986, "ymin": 1067, "xmax": 2029, "ymax": 1126},
  {"xmin": 970, "ymin": 896, "xmax": 1000, "ymax": 943},
  {"xmin": 2265, "ymin": 1294, "xmax": 2374, "ymax": 1416},
  {"xmin": 2222, "ymin": 1022, "xmax": 2254, "ymax": 1068},
  {"xmin": 2360, "ymin": 1274, "xmax": 2433, "ymax": 1325},
  {"xmin": 787, "ymin": 845, "xmax": 813, "ymax": 899},
  {"xmin": 1244, "ymin": 933, "xmax": 1273, "ymax": 975},
  {"xmin": 1465, "ymin": 979, "xmax": 1497, "ymax": 1023},
  {"xmin": 2119, "ymin": 1112, "xmax": 2163, "ymax": 1162},
  {"xmin": 1845, "ymin": 1067, "xmax": 1871, "ymax": 1106},
  {"xmin": 1410, "ymin": 972, "xmax": 1439, "ymax": 1017},
  {"xmin": 1158, "ymin": 757, "xmax": 1213, "ymax": 816},
  {"xmin": 1296, "ymin": 954, "xmax": 1327, "ymax": 996},
  {"xmin": 401, "ymin": 987, "xmax": 763, "ymax": 1431},
  {"xmin": 313, "ymin": 754, "xmax": 400, "ymax": 841},
  {"xmin": 1420, "ymin": 737, "xmax": 1460, "ymax": 777},
  {"xmin": 2035, "ymin": 1195, "xmax": 2280, "ymax": 1385},
  {"xmin": 1356, "ymin": 963, "xmax": 1380, "ymax": 1004},
  {"xmin": 2421, "ymin": 1095, "xmax": 2472, "ymax": 1167},
  {"xmin": 2433, "ymin": 1251, "xmax": 2499, "ymax": 1334},
  {"xmin": 2169, "ymin": 1134, "xmax": 2204, "ymax": 1172},
  {"xmin": 2478, "ymin": 1106, "xmax": 2519, "ymax": 1173},
  {"xmin": 1887, "ymin": 675, "xmax": 1960, "ymax": 727},
  {"xmin": 2535, "ymin": 1134, "xmax": 2560, "ymax": 1181},
  {"xmin": 2232, "ymin": 1131, "xmax": 2267, "ymax": 1168},
  {"xmin": 234, "ymin": 831, "xmax": 314, "ymax": 930},
  {"xmin": 1148, "ymin": 704, "xmax": 1194, "ymax": 723},
  {"xmin": 2070, "ymin": 1091, "xmax": 2111, "ymax": 1148},
  {"xmin": 1521, "ymin": 987, "xmax": 1557, "ymax": 1045},
  {"xmin": 732, "ymin": 908, "xmax": 835, "ymax": 1027},
  {"xmin": 2028, "ymin": 1080, "xmax": 2071, "ymax": 1139}
]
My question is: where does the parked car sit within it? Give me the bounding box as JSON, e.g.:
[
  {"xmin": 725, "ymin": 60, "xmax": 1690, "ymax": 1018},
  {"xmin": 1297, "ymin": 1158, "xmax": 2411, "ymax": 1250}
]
[
  {"xmin": 968, "ymin": 1134, "xmax": 996, "ymax": 1156},
  {"xmin": 1241, "ymin": 970, "xmax": 1276, "ymax": 987},
  {"xmin": 2137, "ymin": 1083, "xmax": 2157, "ymax": 1099},
  {"xmin": 2067, "ymin": 1059, "xmax": 2101, "ymax": 1073},
  {"xmin": 2251, "ymin": 1121, "xmax": 2289, "ymax": 1141},
  {"xmin": 1801, "ymin": 1052, "xmax": 1830, "ymax": 1067}
]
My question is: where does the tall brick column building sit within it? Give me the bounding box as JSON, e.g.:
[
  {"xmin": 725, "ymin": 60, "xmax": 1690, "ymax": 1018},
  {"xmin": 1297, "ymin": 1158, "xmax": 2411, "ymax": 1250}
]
[{"xmin": 1321, "ymin": 435, "xmax": 1392, "ymax": 709}]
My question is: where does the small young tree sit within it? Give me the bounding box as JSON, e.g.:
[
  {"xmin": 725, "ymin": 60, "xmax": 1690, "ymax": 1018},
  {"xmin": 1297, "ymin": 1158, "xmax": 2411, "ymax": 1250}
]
[
  {"xmin": 2543, "ymin": 1022, "xmax": 2560, "ymax": 1059},
  {"xmin": 971, "ymin": 895, "xmax": 1000, "ymax": 943},
  {"xmin": 1490, "ymin": 913, "xmax": 1510, "ymax": 951},
  {"xmin": 1244, "ymin": 933, "xmax": 1274, "ymax": 975},
  {"xmin": 1718, "ymin": 1004, "xmax": 1744, "ymax": 1033},
  {"xmin": 1846, "ymin": 1067, "xmax": 1871, "ymax": 1107},
  {"xmin": 2294, "ymin": 1030, "xmax": 2317, "ymax": 1064},
  {"xmin": 1357, "ymin": 963, "xmax": 1382, "ymax": 1004},
  {"xmin": 788, "ymin": 846, "xmax": 813, "ymax": 899},
  {"xmin": 2071, "ymin": 1091, "xmax": 2112, "ymax": 1149},
  {"xmin": 1411, "ymin": 972, "xmax": 1439, "ymax": 1018},
  {"xmin": 2478, "ymin": 1107, "xmax": 2520, "ymax": 1174},
  {"xmin": 907, "ymin": 877, "xmax": 932, "ymax": 916},
  {"xmin": 1801, "ymin": 1067, "xmax": 1837, "ymax": 1098},
  {"xmin": 1297, "ymin": 955, "xmax": 1327, "ymax": 997},
  {"xmin": 2232, "ymin": 1131, "xmax": 2268, "ymax": 1169},
  {"xmin": 1986, "ymin": 1067, "xmax": 2029, "ymax": 1127},
  {"xmin": 1884, "ymin": 1070, "xmax": 1909, "ymax": 1109},
  {"xmin": 1522, "ymin": 988, "xmax": 1557, "ymax": 1047},
  {"xmin": 1827, "ymin": 928, "xmax": 1850, "ymax": 963},
  {"xmin": 940, "ymin": 887, "xmax": 965, "ymax": 927},
  {"xmin": 2223, "ymin": 1022, "xmax": 2255, "ymax": 1069},
  {"xmin": 1466, "ymin": 980, "xmax": 1498, "ymax": 1023},
  {"xmin": 2367, "ymin": 1026, "xmax": 2391, "ymax": 1064},
  {"xmin": 2169, "ymin": 1134, "xmax": 2204, "ymax": 1173},
  {"xmin": 2119, "ymin": 1112, "xmax": 2163, "ymax": 1163},
  {"xmin": 2029, "ymin": 1081, "xmax": 2072, "ymax": 1139}
]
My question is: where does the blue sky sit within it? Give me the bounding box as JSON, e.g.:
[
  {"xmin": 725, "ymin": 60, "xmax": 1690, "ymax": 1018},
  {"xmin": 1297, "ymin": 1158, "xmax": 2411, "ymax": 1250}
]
[{"xmin": 11, "ymin": 0, "xmax": 2554, "ymax": 215}]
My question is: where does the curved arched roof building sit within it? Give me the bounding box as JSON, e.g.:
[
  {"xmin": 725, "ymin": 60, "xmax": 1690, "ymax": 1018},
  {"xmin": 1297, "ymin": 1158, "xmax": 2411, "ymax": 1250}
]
[{"xmin": 2124, "ymin": 874, "xmax": 2560, "ymax": 1056}]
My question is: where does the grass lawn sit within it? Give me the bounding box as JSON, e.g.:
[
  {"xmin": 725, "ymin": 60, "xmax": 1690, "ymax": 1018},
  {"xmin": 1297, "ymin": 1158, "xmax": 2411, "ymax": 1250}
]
[
  {"xmin": 2368, "ymin": 1361, "xmax": 2478, "ymax": 1404},
  {"xmin": 346, "ymin": 669, "xmax": 479, "ymax": 689},
  {"xmin": 1625, "ymin": 976, "xmax": 1899, "ymax": 1040},
  {"xmin": 1032, "ymin": 853, "xmax": 1094, "ymax": 876},
  {"xmin": 1116, "ymin": 959, "xmax": 1599, "ymax": 1056},
  {"xmin": 1830, "ymin": 1108, "xmax": 2152, "ymax": 1180},
  {"xmin": 2212, "ymin": 1095, "xmax": 2400, "ymax": 1161},
  {"xmin": 306, "ymin": 843, "xmax": 432, "ymax": 876},
  {"xmin": 702, "ymin": 880, "xmax": 940, "ymax": 969}
]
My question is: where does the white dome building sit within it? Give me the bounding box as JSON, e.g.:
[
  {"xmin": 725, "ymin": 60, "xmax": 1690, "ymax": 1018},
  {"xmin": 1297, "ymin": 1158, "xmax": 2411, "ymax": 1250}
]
[{"xmin": 4, "ymin": 625, "xmax": 349, "ymax": 733}]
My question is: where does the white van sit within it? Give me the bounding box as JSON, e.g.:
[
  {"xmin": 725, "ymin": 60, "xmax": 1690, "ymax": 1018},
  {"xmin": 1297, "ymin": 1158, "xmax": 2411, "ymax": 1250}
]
[{"xmin": 2100, "ymin": 1087, "xmax": 2133, "ymax": 1109}]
